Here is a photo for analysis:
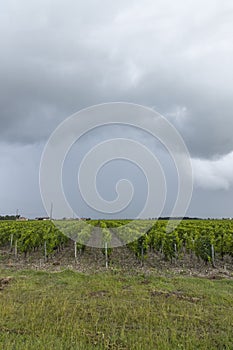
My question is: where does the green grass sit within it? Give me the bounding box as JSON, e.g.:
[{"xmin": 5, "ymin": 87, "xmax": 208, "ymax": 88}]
[{"xmin": 0, "ymin": 269, "xmax": 232, "ymax": 349}]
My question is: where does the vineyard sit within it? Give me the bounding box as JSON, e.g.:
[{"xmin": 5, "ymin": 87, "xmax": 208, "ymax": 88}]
[
  {"xmin": 1, "ymin": 219, "xmax": 233, "ymax": 349},
  {"xmin": 0, "ymin": 219, "xmax": 233, "ymax": 272}
]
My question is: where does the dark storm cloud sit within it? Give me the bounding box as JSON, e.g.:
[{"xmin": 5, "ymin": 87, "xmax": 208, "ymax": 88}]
[{"xmin": 0, "ymin": 0, "xmax": 232, "ymax": 158}]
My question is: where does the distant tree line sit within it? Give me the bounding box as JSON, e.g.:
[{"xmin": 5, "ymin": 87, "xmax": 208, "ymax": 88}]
[{"xmin": 0, "ymin": 215, "xmax": 19, "ymax": 221}]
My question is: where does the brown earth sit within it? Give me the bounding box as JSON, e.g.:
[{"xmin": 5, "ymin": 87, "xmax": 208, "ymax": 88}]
[
  {"xmin": 0, "ymin": 240, "xmax": 233, "ymax": 279},
  {"xmin": 0, "ymin": 276, "xmax": 13, "ymax": 290}
]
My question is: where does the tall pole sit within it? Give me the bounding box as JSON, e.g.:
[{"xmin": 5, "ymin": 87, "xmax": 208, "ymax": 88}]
[{"xmin": 50, "ymin": 202, "xmax": 53, "ymax": 220}]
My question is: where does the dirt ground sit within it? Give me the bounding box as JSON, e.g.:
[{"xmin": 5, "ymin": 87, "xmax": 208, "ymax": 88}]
[{"xmin": 1, "ymin": 240, "xmax": 233, "ymax": 279}]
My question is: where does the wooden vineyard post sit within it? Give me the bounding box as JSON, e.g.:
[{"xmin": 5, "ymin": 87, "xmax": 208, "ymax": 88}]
[
  {"xmin": 105, "ymin": 242, "xmax": 108, "ymax": 269},
  {"xmin": 211, "ymin": 244, "xmax": 215, "ymax": 268},
  {"xmin": 74, "ymin": 241, "xmax": 77, "ymax": 260},
  {"xmin": 14, "ymin": 239, "xmax": 17, "ymax": 259},
  {"xmin": 44, "ymin": 241, "xmax": 47, "ymax": 262},
  {"xmin": 141, "ymin": 244, "xmax": 144, "ymax": 267},
  {"xmin": 10, "ymin": 234, "xmax": 13, "ymax": 251}
]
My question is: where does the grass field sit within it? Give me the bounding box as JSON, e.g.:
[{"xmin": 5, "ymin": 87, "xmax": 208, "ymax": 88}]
[{"xmin": 0, "ymin": 268, "xmax": 232, "ymax": 350}]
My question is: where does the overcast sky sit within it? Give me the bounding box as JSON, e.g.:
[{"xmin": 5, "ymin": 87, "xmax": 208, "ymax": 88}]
[{"xmin": 0, "ymin": 0, "xmax": 233, "ymax": 218}]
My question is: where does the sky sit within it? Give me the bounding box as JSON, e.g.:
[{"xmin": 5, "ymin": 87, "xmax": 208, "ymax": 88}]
[{"xmin": 0, "ymin": 0, "xmax": 233, "ymax": 219}]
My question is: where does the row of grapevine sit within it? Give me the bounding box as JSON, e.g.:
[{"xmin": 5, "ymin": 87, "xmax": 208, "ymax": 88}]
[
  {"xmin": 0, "ymin": 219, "xmax": 233, "ymax": 266},
  {"xmin": 127, "ymin": 220, "xmax": 233, "ymax": 265},
  {"xmin": 0, "ymin": 220, "xmax": 68, "ymax": 259}
]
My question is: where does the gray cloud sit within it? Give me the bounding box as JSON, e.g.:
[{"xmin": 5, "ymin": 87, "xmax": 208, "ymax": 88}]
[
  {"xmin": 192, "ymin": 151, "xmax": 233, "ymax": 190},
  {"xmin": 0, "ymin": 0, "xmax": 232, "ymax": 154}
]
